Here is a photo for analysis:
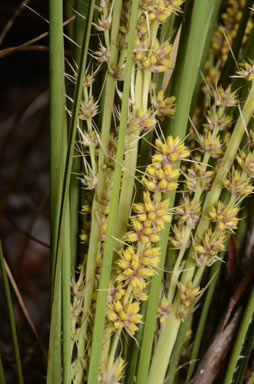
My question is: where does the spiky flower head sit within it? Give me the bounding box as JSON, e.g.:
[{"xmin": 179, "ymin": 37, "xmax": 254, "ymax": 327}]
[
  {"xmin": 209, "ymin": 201, "xmax": 239, "ymax": 232},
  {"xmin": 140, "ymin": 0, "xmax": 183, "ymax": 22},
  {"xmin": 199, "ymin": 131, "xmax": 224, "ymax": 158},
  {"xmin": 125, "ymin": 217, "xmax": 160, "ymax": 243},
  {"xmin": 116, "ymin": 246, "xmax": 154, "ymax": 290},
  {"xmin": 143, "ymin": 164, "xmax": 179, "ymax": 193},
  {"xmin": 127, "ymin": 109, "xmax": 156, "ymax": 134},
  {"xmin": 151, "ymin": 90, "xmax": 176, "ymax": 120},
  {"xmin": 107, "ymin": 300, "xmax": 142, "ymax": 335},
  {"xmin": 98, "ymin": 356, "xmax": 124, "ymax": 384},
  {"xmin": 95, "ymin": 42, "xmax": 111, "ymax": 63},
  {"xmin": 79, "ymin": 96, "xmax": 99, "ymax": 120},
  {"xmin": 83, "ymin": 73, "xmax": 95, "ymax": 88},
  {"xmin": 107, "ymin": 282, "xmax": 125, "ymax": 306},
  {"xmin": 175, "ymin": 197, "xmax": 201, "ymax": 228},
  {"xmin": 185, "ymin": 163, "xmax": 214, "ymax": 192},
  {"xmin": 223, "ymin": 170, "xmax": 254, "ymax": 197},
  {"xmin": 157, "ymin": 295, "xmax": 172, "ymax": 323},
  {"xmin": 194, "ymin": 228, "xmax": 226, "ymax": 266},
  {"xmin": 152, "ymin": 136, "xmax": 190, "ymax": 165},
  {"xmin": 237, "ymin": 151, "xmax": 254, "ymax": 178},
  {"xmin": 169, "ymin": 224, "xmax": 189, "ymax": 249},
  {"xmin": 96, "ymin": 14, "xmax": 112, "ymax": 31},
  {"xmin": 236, "ymin": 60, "xmax": 254, "ymax": 81},
  {"xmin": 178, "ymin": 281, "xmax": 199, "ymax": 307},
  {"xmin": 204, "ymin": 107, "xmax": 232, "ymax": 131},
  {"xmin": 141, "ymin": 245, "xmax": 160, "ymax": 268},
  {"xmin": 132, "ymin": 192, "xmax": 171, "ymax": 231},
  {"xmin": 134, "ymin": 39, "xmax": 172, "ymax": 73},
  {"xmin": 213, "ymin": 85, "xmax": 238, "ymax": 107}
]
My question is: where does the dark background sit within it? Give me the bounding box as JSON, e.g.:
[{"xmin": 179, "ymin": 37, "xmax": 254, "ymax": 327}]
[{"xmin": 0, "ymin": 1, "xmax": 50, "ymax": 382}]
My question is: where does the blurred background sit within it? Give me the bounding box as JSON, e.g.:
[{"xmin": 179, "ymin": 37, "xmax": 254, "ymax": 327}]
[{"xmin": 0, "ymin": 1, "xmax": 50, "ymax": 382}]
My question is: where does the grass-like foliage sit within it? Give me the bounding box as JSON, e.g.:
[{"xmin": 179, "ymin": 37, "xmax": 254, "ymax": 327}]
[{"xmin": 3, "ymin": 0, "xmax": 254, "ymax": 383}]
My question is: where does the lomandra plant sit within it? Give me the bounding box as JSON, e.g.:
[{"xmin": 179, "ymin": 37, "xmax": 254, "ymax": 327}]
[{"xmin": 47, "ymin": 0, "xmax": 254, "ymax": 383}]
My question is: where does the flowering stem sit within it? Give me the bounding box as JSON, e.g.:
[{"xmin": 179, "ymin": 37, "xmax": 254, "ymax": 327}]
[
  {"xmin": 137, "ymin": 3, "xmax": 216, "ymax": 382},
  {"xmin": 183, "ymin": 80, "xmax": 254, "ymax": 285},
  {"xmin": 148, "ymin": 80, "xmax": 254, "ymax": 384},
  {"xmin": 115, "ymin": 21, "xmax": 159, "ymax": 245},
  {"xmin": 74, "ymin": 1, "xmax": 123, "ymax": 380},
  {"xmin": 87, "ymin": 3, "xmax": 139, "ymax": 381}
]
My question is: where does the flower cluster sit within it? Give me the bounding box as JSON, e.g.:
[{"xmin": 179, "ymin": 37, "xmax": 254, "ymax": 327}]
[
  {"xmin": 199, "ymin": 131, "xmax": 224, "ymax": 158},
  {"xmin": 209, "ymin": 202, "xmax": 239, "ymax": 232},
  {"xmin": 107, "ymin": 300, "xmax": 142, "ymax": 335},
  {"xmin": 143, "ymin": 136, "xmax": 189, "ymax": 192},
  {"xmin": 151, "ymin": 90, "xmax": 176, "ymax": 121},
  {"xmin": 107, "ymin": 189, "xmax": 170, "ymax": 334},
  {"xmin": 116, "ymin": 246, "xmax": 155, "ymax": 290},
  {"xmin": 106, "ymin": 137, "xmax": 187, "ymax": 336},
  {"xmin": 177, "ymin": 281, "xmax": 199, "ymax": 320},
  {"xmin": 126, "ymin": 108, "xmax": 156, "ymax": 135},
  {"xmin": 140, "ymin": 0, "xmax": 183, "ymax": 22},
  {"xmin": 178, "ymin": 282, "xmax": 199, "ymax": 308},
  {"xmin": 175, "ymin": 197, "xmax": 201, "ymax": 228},
  {"xmin": 212, "ymin": 86, "xmax": 238, "ymax": 108},
  {"xmin": 124, "ymin": 193, "xmax": 170, "ymax": 247},
  {"xmin": 223, "ymin": 170, "xmax": 253, "ymax": 197},
  {"xmin": 204, "ymin": 107, "xmax": 232, "ymax": 132},
  {"xmin": 194, "ymin": 228, "xmax": 226, "ymax": 266},
  {"xmin": 134, "ymin": 39, "xmax": 172, "ymax": 73},
  {"xmin": 169, "ymin": 224, "xmax": 190, "ymax": 249},
  {"xmin": 236, "ymin": 60, "xmax": 254, "ymax": 81},
  {"xmin": 237, "ymin": 151, "xmax": 254, "ymax": 177},
  {"xmin": 185, "ymin": 163, "xmax": 214, "ymax": 192},
  {"xmin": 157, "ymin": 295, "xmax": 172, "ymax": 323},
  {"xmin": 98, "ymin": 356, "xmax": 124, "ymax": 384}
]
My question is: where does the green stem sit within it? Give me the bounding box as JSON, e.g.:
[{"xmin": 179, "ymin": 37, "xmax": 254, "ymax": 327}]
[
  {"xmin": 62, "ymin": 208, "xmax": 71, "ymax": 384},
  {"xmin": 125, "ymin": 302, "xmax": 147, "ymax": 384},
  {"xmin": 107, "ymin": 330, "xmax": 121, "ymax": 372},
  {"xmin": 49, "ymin": 0, "xmax": 66, "ymax": 295},
  {"xmin": 165, "ymin": 315, "xmax": 192, "ymax": 384},
  {"xmin": 87, "ymin": 3, "xmax": 139, "ymax": 382},
  {"xmin": 167, "ymin": 226, "xmax": 192, "ymax": 304},
  {"xmin": 223, "ymin": 286, "xmax": 254, "ymax": 384},
  {"xmin": 0, "ymin": 242, "xmax": 24, "ymax": 384},
  {"xmin": 114, "ymin": 68, "xmax": 144, "ymax": 245},
  {"xmin": 148, "ymin": 309, "xmax": 181, "ymax": 384}
]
